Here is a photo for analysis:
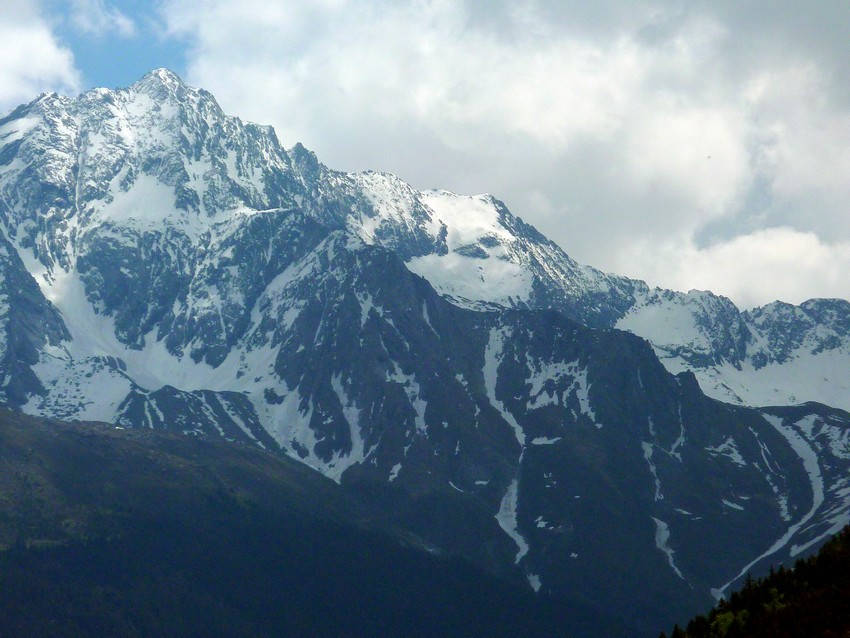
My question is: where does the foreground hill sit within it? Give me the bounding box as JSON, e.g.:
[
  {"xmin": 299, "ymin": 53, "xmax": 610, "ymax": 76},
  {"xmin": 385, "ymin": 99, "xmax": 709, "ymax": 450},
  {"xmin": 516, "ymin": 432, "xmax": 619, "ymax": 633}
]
[
  {"xmin": 662, "ymin": 524, "xmax": 850, "ymax": 637},
  {"xmin": 0, "ymin": 407, "xmax": 611, "ymax": 637}
]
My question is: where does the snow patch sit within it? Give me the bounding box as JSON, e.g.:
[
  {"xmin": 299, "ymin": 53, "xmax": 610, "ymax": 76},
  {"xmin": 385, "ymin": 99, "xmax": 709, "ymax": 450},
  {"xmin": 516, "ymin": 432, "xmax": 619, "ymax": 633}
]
[
  {"xmin": 525, "ymin": 358, "xmax": 586, "ymax": 412},
  {"xmin": 387, "ymin": 363, "xmax": 427, "ymax": 435},
  {"xmin": 0, "ymin": 114, "xmax": 41, "ymax": 144},
  {"xmin": 484, "ymin": 327, "xmax": 525, "ymax": 447},
  {"xmin": 531, "ymin": 436, "xmax": 562, "ymax": 445},
  {"xmin": 407, "ymin": 251, "xmax": 532, "ymax": 309},
  {"xmin": 652, "ymin": 517, "xmax": 685, "ymax": 580},
  {"xmin": 573, "ymin": 367, "xmax": 600, "ymax": 427},
  {"xmin": 495, "ymin": 479, "xmax": 529, "ymax": 564},
  {"xmin": 642, "ymin": 441, "xmax": 663, "ymax": 501},
  {"xmin": 796, "ymin": 414, "xmax": 850, "ymax": 461},
  {"xmin": 680, "ymin": 350, "xmax": 850, "ymax": 413},
  {"xmin": 706, "ymin": 437, "xmax": 746, "ymax": 466},
  {"xmin": 722, "ymin": 499, "xmax": 745, "ymax": 511}
]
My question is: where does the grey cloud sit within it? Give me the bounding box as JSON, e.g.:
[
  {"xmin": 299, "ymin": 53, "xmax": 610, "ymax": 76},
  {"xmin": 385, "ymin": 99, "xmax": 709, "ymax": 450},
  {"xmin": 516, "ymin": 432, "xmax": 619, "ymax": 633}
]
[{"xmin": 156, "ymin": 1, "xmax": 850, "ymax": 305}]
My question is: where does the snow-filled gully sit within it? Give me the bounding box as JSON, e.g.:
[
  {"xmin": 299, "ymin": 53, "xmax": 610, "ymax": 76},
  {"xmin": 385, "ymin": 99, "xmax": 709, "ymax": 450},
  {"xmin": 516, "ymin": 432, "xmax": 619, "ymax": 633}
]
[{"xmin": 712, "ymin": 414, "xmax": 825, "ymax": 600}]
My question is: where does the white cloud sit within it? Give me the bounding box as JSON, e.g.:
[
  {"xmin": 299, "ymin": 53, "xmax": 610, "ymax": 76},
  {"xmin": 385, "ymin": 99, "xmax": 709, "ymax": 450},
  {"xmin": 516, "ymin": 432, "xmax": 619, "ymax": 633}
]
[
  {"xmin": 743, "ymin": 65, "xmax": 850, "ymax": 239},
  {"xmin": 160, "ymin": 0, "xmax": 850, "ymax": 307},
  {"xmin": 0, "ymin": 0, "xmax": 81, "ymax": 113},
  {"xmin": 621, "ymin": 228, "xmax": 850, "ymax": 309},
  {"xmin": 70, "ymin": 0, "xmax": 136, "ymax": 37}
]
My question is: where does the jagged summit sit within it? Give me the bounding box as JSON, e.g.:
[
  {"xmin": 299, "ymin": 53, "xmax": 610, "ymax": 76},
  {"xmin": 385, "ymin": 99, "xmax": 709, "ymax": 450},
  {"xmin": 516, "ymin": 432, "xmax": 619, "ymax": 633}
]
[
  {"xmin": 122, "ymin": 67, "xmax": 227, "ymax": 119},
  {"xmin": 142, "ymin": 66, "xmax": 185, "ymax": 85},
  {"xmin": 122, "ymin": 67, "xmax": 181, "ymax": 93}
]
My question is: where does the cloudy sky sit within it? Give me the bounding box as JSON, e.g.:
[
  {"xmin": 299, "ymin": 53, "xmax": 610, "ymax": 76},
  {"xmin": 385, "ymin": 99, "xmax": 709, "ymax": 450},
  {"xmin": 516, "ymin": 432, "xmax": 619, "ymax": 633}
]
[{"xmin": 3, "ymin": 0, "xmax": 850, "ymax": 309}]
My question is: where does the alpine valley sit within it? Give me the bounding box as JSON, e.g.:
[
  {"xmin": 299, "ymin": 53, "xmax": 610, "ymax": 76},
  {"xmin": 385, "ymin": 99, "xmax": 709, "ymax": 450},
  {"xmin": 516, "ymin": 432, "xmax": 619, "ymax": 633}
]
[{"xmin": 1, "ymin": 69, "xmax": 849, "ymax": 635}]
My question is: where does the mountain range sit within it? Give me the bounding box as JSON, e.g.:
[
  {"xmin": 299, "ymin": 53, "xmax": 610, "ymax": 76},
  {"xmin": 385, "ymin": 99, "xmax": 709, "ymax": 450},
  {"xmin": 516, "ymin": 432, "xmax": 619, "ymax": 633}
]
[{"xmin": 1, "ymin": 68, "xmax": 849, "ymax": 635}]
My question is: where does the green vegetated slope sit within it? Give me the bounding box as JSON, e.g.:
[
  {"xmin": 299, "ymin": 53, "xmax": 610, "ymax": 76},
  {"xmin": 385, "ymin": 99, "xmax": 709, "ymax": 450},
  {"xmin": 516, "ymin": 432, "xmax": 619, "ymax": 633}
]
[
  {"xmin": 0, "ymin": 408, "xmax": 612, "ymax": 638},
  {"xmin": 661, "ymin": 525, "xmax": 850, "ymax": 638}
]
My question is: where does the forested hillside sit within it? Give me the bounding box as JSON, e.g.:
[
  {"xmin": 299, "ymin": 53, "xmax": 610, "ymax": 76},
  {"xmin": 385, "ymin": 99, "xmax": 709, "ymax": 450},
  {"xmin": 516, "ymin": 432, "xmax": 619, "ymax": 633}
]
[
  {"xmin": 0, "ymin": 408, "xmax": 605, "ymax": 637},
  {"xmin": 662, "ymin": 525, "xmax": 850, "ymax": 637}
]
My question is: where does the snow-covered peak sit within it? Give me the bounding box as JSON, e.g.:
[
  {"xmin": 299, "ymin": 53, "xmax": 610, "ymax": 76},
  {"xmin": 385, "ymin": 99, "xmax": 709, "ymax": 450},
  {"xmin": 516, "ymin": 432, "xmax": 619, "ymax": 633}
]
[
  {"xmin": 420, "ymin": 190, "xmax": 512, "ymax": 250},
  {"xmin": 1, "ymin": 71, "xmax": 631, "ymax": 324},
  {"xmin": 0, "ymin": 69, "xmax": 302, "ymax": 259},
  {"xmin": 402, "ymin": 190, "xmax": 534, "ymax": 308},
  {"xmin": 292, "ymin": 165, "xmax": 645, "ymax": 322},
  {"xmin": 744, "ymin": 298, "xmax": 850, "ymax": 366},
  {"xmin": 5, "ymin": 68, "xmax": 850, "ymax": 416},
  {"xmin": 137, "ymin": 67, "xmax": 185, "ymax": 91},
  {"xmin": 349, "ymin": 171, "xmax": 437, "ymax": 242},
  {"xmin": 618, "ymin": 287, "xmax": 750, "ymax": 368}
]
